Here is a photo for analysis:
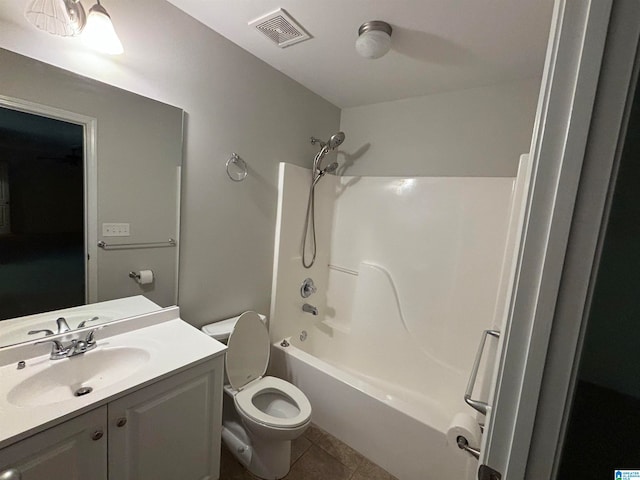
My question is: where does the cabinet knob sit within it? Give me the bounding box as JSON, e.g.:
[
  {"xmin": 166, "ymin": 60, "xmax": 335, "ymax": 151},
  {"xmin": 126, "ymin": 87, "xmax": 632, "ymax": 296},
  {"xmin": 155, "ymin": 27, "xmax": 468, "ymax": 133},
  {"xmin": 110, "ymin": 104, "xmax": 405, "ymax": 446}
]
[
  {"xmin": 116, "ymin": 417, "xmax": 127, "ymax": 427},
  {"xmin": 0, "ymin": 469, "xmax": 21, "ymax": 480},
  {"xmin": 91, "ymin": 429, "xmax": 104, "ymax": 441}
]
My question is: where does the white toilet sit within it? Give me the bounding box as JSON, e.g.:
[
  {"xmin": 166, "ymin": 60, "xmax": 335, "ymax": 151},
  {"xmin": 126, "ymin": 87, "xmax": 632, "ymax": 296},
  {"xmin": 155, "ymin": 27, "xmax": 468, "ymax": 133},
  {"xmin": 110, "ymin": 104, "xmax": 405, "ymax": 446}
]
[{"xmin": 201, "ymin": 311, "xmax": 312, "ymax": 480}]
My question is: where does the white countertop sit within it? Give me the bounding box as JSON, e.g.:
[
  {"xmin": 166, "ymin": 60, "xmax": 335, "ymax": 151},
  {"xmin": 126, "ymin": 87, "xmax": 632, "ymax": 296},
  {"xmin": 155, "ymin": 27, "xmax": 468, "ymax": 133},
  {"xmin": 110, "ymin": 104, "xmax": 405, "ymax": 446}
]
[{"xmin": 0, "ymin": 307, "xmax": 226, "ymax": 449}]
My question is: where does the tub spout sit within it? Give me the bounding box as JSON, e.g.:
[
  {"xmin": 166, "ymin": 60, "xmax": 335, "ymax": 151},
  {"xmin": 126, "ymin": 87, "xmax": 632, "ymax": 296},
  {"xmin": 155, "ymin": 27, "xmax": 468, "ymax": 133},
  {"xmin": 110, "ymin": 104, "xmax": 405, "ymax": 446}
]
[{"xmin": 302, "ymin": 303, "xmax": 318, "ymax": 316}]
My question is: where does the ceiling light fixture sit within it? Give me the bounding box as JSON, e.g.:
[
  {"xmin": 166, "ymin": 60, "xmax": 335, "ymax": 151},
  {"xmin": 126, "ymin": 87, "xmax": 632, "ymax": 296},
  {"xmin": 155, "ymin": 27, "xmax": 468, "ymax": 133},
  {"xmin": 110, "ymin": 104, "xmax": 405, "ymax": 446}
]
[
  {"xmin": 82, "ymin": 0, "xmax": 123, "ymax": 55},
  {"xmin": 356, "ymin": 21, "xmax": 393, "ymax": 59},
  {"xmin": 25, "ymin": 0, "xmax": 86, "ymax": 37}
]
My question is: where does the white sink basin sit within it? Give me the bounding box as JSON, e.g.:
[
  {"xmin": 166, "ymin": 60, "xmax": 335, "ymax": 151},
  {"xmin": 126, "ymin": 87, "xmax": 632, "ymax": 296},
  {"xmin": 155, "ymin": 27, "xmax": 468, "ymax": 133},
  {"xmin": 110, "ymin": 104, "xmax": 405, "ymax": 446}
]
[
  {"xmin": 0, "ymin": 310, "xmax": 227, "ymax": 450},
  {"xmin": 7, "ymin": 347, "xmax": 150, "ymax": 407}
]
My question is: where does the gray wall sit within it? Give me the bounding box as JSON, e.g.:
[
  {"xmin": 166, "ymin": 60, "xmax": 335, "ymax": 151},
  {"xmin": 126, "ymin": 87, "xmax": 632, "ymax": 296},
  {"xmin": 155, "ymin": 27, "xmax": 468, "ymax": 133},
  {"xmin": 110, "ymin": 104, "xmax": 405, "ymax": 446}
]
[
  {"xmin": 339, "ymin": 78, "xmax": 540, "ymax": 177},
  {"xmin": 0, "ymin": 49, "xmax": 183, "ymax": 308},
  {"xmin": 0, "ymin": 0, "xmax": 341, "ymax": 327}
]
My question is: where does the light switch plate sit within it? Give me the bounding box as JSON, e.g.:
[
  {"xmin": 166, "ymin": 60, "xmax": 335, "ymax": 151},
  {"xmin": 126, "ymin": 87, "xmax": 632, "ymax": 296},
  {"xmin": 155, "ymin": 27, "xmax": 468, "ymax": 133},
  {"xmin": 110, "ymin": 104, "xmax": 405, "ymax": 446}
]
[{"xmin": 102, "ymin": 223, "xmax": 130, "ymax": 237}]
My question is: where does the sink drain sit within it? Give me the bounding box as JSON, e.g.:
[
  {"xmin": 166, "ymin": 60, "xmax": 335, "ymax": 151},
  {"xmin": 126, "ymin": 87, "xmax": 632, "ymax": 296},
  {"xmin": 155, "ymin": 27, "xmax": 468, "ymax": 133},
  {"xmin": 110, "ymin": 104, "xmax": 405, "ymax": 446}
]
[{"xmin": 74, "ymin": 386, "xmax": 93, "ymax": 397}]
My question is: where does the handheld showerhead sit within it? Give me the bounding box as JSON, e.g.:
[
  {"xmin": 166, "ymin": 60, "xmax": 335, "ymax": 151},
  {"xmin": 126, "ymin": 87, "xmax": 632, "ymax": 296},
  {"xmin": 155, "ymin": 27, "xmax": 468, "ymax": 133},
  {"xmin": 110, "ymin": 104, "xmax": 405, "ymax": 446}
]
[
  {"xmin": 323, "ymin": 162, "xmax": 339, "ymax": 174},
  {"xmin": 328, "ymin": 132, "xmax": 345, "ymax": 150},
  {"xmin": 312, "ymin": 131, "xmax": 346, "ymax": 173}
]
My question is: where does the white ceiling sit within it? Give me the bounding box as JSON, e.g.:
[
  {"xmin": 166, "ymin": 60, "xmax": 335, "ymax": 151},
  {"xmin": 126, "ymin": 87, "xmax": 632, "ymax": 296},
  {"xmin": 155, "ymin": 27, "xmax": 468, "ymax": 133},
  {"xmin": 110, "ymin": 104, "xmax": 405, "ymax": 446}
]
[{"xmin": 167, "ymin": 0, "xmax": 555, "ymax": 108}]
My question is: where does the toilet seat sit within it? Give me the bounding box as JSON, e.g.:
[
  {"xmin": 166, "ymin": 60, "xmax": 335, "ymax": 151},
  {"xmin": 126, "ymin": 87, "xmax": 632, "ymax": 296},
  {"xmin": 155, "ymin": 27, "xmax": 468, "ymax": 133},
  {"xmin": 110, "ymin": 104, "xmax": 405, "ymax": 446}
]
[{"xmin": 234, "ymin": 376, "xmax": 312, "ymax": 429}]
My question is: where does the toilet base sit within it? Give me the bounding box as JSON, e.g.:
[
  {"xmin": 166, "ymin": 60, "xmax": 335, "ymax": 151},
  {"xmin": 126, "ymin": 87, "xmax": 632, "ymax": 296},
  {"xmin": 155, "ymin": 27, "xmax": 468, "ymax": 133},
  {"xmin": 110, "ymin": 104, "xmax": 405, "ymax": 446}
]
[
  {"xmin": 222, "ymin": 423, "xmax": 292, "ymax": 480},
  {"xmin": 247, "ymin": 437, "xmax": 291, "ymax": 480}
]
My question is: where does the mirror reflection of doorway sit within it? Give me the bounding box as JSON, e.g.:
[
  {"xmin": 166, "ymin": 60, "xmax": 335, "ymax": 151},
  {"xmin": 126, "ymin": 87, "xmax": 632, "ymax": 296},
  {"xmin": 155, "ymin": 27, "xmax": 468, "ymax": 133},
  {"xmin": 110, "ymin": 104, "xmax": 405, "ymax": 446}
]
[{"xmin": 0, "ymin": 106, "xmax": 85, "ymax": 320}]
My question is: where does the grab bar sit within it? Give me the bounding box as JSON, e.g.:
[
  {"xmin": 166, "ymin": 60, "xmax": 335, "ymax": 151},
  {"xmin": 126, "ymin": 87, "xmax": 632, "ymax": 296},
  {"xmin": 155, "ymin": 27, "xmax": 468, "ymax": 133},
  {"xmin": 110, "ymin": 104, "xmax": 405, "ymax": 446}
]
[
  {"xmin": 464, "ymin": 329, "xmax": 500, "ymax": 416},
  {"xmin": 98, "ymin": 238, "xmax": 176, "ymax": 250}
]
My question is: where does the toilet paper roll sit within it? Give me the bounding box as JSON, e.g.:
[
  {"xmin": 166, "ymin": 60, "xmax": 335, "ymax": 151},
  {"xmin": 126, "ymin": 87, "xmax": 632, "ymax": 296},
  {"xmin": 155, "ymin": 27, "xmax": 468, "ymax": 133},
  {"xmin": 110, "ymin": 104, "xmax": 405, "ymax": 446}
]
[
  {"xmin": 446, "ymin": 412, "xmax": 482, "ymax": 452},
  {"xmin": 136, "ymin": 270, "xmax": 154, "ymax": 285}
]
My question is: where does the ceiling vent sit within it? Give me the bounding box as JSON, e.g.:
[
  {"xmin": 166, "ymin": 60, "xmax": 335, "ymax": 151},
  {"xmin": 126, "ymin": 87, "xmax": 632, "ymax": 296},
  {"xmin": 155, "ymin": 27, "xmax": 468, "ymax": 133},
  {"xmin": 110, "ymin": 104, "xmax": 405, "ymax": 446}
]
[{"xmin": 249, "ymin": 9, "xmax": 311, "ymax": 48}]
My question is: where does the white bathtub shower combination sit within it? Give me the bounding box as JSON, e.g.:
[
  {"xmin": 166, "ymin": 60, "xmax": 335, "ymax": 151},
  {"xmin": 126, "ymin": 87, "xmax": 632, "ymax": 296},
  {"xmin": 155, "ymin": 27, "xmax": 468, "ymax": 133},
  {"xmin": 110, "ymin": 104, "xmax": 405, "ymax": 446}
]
[{"xmin": 269, "ymin": 161, "xmax": 527, "ymax": 479}]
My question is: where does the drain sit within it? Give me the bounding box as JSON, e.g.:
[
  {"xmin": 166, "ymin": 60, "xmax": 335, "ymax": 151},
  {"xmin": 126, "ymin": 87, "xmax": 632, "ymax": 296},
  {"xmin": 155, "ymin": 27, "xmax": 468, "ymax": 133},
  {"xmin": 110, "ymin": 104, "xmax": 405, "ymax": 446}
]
[{"xmin": 74, "ymin": 386, "xmax": 93, "ymax": 397}]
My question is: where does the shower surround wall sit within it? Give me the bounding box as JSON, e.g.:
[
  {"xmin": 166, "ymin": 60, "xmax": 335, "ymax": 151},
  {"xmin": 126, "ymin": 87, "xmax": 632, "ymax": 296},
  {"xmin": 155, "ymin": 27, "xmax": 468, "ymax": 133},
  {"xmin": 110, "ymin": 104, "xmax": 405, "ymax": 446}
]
[{"xmin": 269, "ymin": 162, "xmax": 524, "ymax": 479}]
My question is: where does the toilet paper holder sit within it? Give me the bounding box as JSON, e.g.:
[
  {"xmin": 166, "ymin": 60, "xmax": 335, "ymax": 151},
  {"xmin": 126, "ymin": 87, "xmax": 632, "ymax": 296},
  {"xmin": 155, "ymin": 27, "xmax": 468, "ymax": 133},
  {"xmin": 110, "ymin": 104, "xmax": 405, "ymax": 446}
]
[
  {"xmin": 129, "ymin": 272, "xmax": 141, "ymax": 280},
  {"xmin": 456, "ymin": 435, "xmax": 480, "ymax": 459}
]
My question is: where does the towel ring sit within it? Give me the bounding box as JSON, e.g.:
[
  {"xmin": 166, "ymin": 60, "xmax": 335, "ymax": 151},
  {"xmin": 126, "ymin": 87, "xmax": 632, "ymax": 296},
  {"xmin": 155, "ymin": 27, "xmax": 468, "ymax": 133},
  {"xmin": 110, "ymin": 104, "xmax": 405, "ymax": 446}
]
[{"xmin": 226, "ymin": 153, "xmax": 247, "ymax": 182}]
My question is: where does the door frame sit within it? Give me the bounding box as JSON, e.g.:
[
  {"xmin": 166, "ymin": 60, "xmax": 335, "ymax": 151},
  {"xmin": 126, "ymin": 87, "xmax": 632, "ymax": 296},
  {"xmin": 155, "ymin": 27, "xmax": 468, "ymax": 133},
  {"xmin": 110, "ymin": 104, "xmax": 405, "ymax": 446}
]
[
  {"xmin": 479, "ymin": 0, "xmax": 615, "ymax": 478},
  {"xmin": 525, "ymin": 1, "xmax": 640, "ymax": 477},
  {"xmin": 0, "ymin": 95, "xmax": 98, "ymax": 304}
]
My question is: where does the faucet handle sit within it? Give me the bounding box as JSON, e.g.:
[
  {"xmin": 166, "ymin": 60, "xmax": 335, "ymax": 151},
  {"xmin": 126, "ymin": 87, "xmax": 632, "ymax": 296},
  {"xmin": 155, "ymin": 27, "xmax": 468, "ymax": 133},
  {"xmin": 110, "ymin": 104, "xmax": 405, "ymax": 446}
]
[
  {"xmin": 84, "ymin": 326, "xmax": 104, "ymax": 346},
  {"xmin": 28, "ymin": 329, "xmax": 55, "ymax": 337},
  {"xmin": 56, "ymin": 317, "xmax": 71, "ymax": 334},
  {"xmin": 35, "ymin": 339, "xmax": 69, "ymax": 359},
  {"xmin": 77, "ymin": 316, "xmax": 100, "ymax": 329}
]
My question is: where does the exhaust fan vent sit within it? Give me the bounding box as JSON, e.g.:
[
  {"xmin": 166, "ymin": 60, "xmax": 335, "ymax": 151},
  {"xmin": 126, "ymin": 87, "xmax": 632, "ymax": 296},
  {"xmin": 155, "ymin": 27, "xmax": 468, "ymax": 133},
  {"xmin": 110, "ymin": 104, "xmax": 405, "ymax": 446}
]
[{"xmin": 249, "ymin": 9, "xmax": 311, "ymax": 48}]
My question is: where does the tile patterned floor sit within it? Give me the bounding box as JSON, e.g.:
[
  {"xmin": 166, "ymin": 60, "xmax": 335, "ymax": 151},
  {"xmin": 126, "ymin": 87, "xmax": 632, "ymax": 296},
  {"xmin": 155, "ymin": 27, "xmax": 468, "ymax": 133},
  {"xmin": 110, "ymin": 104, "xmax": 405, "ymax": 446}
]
[{"xmin": 219, "ymin": 424, "xmax": 398, "ymax": 480}]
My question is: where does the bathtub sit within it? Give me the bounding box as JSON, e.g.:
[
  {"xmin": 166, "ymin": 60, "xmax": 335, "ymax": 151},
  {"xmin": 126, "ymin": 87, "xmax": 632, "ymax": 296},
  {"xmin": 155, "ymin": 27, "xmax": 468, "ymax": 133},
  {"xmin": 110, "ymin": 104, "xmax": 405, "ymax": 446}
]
[
  {"xmin": 269, "ymin": 339, "xmax": 477, "ymax": 480},
  {"xmin": 268, "ymin": 164, "xmax": 529, "ymax": 479}
]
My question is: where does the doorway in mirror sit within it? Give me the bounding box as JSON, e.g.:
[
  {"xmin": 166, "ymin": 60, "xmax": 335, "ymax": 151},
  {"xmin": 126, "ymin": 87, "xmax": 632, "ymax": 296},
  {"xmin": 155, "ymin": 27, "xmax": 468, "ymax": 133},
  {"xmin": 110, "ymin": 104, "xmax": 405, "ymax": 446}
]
[{"xmin": 0, "ymin": 106, "xmax": 86, "ymax": 320}]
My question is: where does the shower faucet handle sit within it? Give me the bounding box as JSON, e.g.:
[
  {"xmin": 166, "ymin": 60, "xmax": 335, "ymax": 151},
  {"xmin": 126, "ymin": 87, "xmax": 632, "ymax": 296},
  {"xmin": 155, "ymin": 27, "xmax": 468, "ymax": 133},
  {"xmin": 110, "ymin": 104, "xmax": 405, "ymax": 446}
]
[{"xmin": 300, "ymin": 278, "xmax": 317, "ymax": 298}]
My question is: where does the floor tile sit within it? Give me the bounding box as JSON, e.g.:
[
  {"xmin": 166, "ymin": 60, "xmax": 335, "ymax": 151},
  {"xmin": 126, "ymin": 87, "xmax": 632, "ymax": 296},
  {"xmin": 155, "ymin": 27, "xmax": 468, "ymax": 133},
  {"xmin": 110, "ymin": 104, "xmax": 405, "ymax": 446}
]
[
  {"xmin": 283, "ymin": 445, "xmax": 353, "ymax": 480},
  {"xmin": 304, "ymin": 424, "xmax": 364, "ymax": 471},
  {"xmin": 290, "ymin": 435, "xmax": 312, "ymax": 465},
  {"xmin": 351, "ymin": 456, "xmax": 398, "ymax": 480}
]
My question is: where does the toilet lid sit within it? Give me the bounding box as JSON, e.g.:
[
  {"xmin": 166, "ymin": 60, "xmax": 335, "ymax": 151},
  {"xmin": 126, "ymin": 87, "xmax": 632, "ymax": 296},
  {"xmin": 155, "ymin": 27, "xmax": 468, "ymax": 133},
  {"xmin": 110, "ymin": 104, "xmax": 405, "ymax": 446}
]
[{"xmin": 226, "ymin": 311, "xmax": 271, "ymax": 390}]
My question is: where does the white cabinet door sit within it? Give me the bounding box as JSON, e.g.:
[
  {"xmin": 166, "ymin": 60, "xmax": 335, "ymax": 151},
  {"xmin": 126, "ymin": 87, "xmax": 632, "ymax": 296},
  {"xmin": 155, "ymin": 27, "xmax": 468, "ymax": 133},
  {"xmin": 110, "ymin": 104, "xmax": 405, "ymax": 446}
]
[
  {"xmin": 0, "ymin": 407, "xmax": 107, "ymax": 480},
  {"xmin": 108, "ymin": 360, "xmax": 223, "ymax": 480}
]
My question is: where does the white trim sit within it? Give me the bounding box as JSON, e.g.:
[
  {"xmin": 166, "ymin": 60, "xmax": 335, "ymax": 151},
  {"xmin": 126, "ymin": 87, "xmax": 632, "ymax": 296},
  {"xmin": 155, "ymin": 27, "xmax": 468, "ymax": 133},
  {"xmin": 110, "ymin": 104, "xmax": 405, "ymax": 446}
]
[
  {"xmin": 0, "ymin": 95, "xmax": 99, "ymax": 304},
  {"xmin": 479, "ymin": 0, "xmax": 613, "ymax": 478},
  {"xmin": 526, "ymin": 1, "xmax": 640, "ymax": 477}
]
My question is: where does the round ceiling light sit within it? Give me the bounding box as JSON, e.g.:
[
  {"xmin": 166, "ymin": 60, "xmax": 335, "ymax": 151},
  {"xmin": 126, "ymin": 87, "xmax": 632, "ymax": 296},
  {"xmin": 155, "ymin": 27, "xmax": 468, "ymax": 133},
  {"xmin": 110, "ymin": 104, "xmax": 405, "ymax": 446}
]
[{"xmin": 355, "ymin": 21, "xmax": 393, "ymax": 59}]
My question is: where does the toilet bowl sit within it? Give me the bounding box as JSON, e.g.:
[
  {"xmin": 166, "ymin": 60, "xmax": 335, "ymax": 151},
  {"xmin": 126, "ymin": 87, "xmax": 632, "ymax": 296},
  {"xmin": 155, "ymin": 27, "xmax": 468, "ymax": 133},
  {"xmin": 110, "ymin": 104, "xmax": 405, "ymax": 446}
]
[{"xmin": 202, "ymin": 311, "xmax": 312, "ymax": 479}]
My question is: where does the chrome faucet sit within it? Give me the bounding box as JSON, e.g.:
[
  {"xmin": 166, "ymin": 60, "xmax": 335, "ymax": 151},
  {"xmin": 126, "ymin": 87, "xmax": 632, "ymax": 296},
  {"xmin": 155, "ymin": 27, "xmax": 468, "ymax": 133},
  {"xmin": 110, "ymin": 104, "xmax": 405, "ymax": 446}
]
[
  {"xmin": 35, "ymin": 327, "xmax": 102, "ymax": 360},
  {"xmin": 56, "ymin": 317, "xmax": 71, "ymax": 334},
  {"xmin": 302, "ymin": 303, "xmax": 318, "ymax": 316},
  {"xmin": 28, "ymin": 317, "xmax": 71, "ymax": 338},
  {"xmin": 77, "ymin": 316, "xmax": 100, "ymax": 328},
  {"xmin": 28, "ymin": 329, "xmax": 54, "ymax": 337}
]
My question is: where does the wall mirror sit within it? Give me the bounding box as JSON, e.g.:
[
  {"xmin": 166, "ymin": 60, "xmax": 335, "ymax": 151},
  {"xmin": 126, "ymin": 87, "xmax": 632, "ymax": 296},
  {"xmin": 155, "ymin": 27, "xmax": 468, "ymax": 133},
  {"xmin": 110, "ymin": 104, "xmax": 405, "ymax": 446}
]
[{"xmin": 0, "ymin": 48, "xmax": 183, "ymax": 348}]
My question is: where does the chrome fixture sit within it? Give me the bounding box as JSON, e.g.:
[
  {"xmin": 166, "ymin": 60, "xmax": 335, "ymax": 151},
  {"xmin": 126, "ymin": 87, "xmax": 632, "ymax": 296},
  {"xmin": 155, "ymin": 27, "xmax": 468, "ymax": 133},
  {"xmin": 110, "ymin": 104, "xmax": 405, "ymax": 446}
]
[
  {"xmin": 302, "ymin": 303, "xmax": 318, "ymax": 316},
  {"xmin": 57, "ymin": 317, "xmax": 71, "ymax": 334},
  {"xmin": 17, "ymin": 361, "xmax": 26, "ymax": 370},
  {"xmin": 28, "ymin": 329, "xmax": 54, "ymax": 337},
  {"xmin": 27, "ymin": 316, "xmax": 71, "ymax": 337},
  {"xmin": 356, "ymin": 21, "xmax": 393, "ymax": 59},
  {"xmin": 35, "ymin": 327, "xmax": 101, "ymax": 360},
  {"xmin": 300, "ymin": 278, "xmax": 317, "ymax": 298},
  {"xmin": 299, "ymin": 330, "xmax": 308, "ymax": 342},
  {"xmin": 456, "ymin": 435, "xmax": 480, "ymax": 460},
  {"xmin": 99, "ymin": 238, "xmax": 176, "ymax": 250},
  {"xmin": 226, "ymin": 153, "xmax": 248, "ymax": 182},
  {"xmin": 302, "ymin": 131, "xmax": 346, "ymax": 268},
  {"xmin": 464, "ymin": 329, "xmax": 500, "ymax": 415},
  {"xmin": 77, "ymin": 316, "xmax": 100, "ymax": 328},
  {"xmin": 280, "ymin": 339, "xmax": 290, "ymax": 347}
]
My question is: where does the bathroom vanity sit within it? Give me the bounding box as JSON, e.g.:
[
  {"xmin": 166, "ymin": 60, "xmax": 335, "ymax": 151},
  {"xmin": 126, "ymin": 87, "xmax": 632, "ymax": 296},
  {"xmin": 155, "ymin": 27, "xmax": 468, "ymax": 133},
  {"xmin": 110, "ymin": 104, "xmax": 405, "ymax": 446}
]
[{"xmin": 0, "ymin": 307, "xmax": 226, "ymax": 480}]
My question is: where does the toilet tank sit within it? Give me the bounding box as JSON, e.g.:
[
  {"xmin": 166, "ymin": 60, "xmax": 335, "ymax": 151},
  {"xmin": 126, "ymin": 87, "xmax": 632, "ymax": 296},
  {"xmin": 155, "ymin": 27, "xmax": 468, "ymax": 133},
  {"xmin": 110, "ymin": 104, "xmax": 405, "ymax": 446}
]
[{"xmin": 201, "ymin": 312, "xmax": 267, "ymax": 343}]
